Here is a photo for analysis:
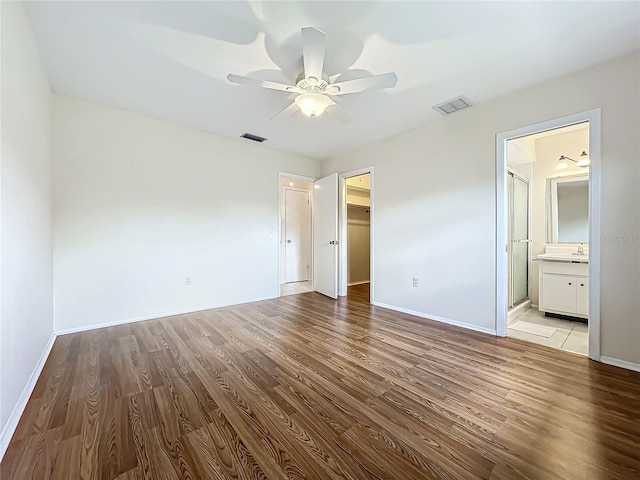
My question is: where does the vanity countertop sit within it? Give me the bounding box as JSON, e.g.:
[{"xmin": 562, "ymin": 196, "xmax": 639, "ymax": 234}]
[{"xmin": 537, "ymin": 253, "xmax": 589, "ymax": 263}]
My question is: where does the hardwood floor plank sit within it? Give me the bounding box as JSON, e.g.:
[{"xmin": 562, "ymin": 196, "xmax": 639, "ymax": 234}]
[
  {"xmin": 337, "ymin": 423, "xmax": 455, "ymax": 480},
  {"xmin": 50, "ymin": 434, "xmax": 82, "ymax": 480},
  {"xmin": 2, "ymin": 284, "xmax": 639, "ymax": 479},
  {"xmin": 190, "ymin": 362, "xmax": 301, "ymax": 479},
  {"xmin": 218, "ymin": 368, "xmax": 328, "ymax": 480},
  {"xmin": 185, "ymin": 409, "xmax": 269, "ymax": 480}
]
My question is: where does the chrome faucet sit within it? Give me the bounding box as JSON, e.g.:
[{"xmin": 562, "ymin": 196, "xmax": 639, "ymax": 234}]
[{"xmin": 576, "ymin": 243, "xmax": 585, "ymax": 255}]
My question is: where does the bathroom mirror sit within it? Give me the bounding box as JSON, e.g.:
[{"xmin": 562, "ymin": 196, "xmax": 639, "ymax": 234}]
[{"xmin": 546, "ymin": 174, "xmax": 589, "ymax": 243}]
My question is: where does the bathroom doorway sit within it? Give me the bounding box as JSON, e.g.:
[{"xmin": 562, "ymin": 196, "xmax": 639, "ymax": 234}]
[{"xmin": 496, "ymin": 110, "xmax": 602, "ymax": 360}]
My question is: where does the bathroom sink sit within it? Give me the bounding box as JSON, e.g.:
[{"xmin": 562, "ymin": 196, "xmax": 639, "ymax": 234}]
[{"xmin": 537, "ymin": 253, "xmax": 589, "ymax": 262}]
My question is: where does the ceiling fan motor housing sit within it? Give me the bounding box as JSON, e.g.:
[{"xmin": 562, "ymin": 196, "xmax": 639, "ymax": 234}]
[{"xmin": 296, "ymin": 72, "xmax": 331, "ymax": 91}]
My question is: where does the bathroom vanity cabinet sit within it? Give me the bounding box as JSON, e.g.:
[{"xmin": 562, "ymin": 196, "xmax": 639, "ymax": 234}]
[{"xmin": 538, "ymin": 258, "xmax": 588, "ymax": 319}]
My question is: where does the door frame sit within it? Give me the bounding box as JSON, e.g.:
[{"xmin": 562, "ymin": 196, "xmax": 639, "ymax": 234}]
[
  {"xmin": 282, "ymin": 186, "xmax": 311, "ymax": 284},
  {"xmin": 278, "ymin": 172, "xmax": 316, "ymax": 297},
  {"xmin": 338, "ymin": 167, "xmax": 374, "ymax": 302},
  {"xmin": 495, "ymin": 108, "xmax": 601, "ymax": 361}
]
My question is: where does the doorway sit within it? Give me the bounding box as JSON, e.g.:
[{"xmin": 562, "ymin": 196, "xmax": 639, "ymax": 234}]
[
  {"xmin": 339, "ymin": 168, "xmax": 374, "ymax": 303},
  {"xmin": 278, "ymin": 170, "xmax": 373, "ymax": 302},
  {"xmin": 280, "ymin": 176, "xmax": 313, "ymax": 297},
  {"xmin": 496, "ymin": 109, "xmax": 601, "ymax": 361},
  {"xmin": 345, "ymin": 174, "xmax": 371, "ymax": 300}
]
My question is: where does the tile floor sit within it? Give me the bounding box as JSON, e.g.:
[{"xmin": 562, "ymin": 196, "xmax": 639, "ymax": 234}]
[
  {"xmin": 507, "ymin": 307, "xmax": 588, "ymax": 356},
  {"xmin": 281, "ymin": 281, "xmax": 313, "ymax": 296}
]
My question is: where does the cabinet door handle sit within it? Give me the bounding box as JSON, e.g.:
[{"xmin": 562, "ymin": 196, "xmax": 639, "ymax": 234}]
[
  {"xmin": 568, "ymin": 282, "xmax": 572, "ymax": 285},
  {"xmin": 580, "ymin": 283, "xmax": 584, "ymax": 286}
]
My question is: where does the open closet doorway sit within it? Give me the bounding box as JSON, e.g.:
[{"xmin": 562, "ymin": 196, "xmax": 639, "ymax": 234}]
[
  {"xmin": 339, "ymin": 169, "xmax": 373, "ymax": 303},
  {"xmin": 497, "ymin": 109, "xmax": 601, "ymax": 360},
  {"xmin": 280, "ymin": 175, "xmax": 314, "ymax": 297}
]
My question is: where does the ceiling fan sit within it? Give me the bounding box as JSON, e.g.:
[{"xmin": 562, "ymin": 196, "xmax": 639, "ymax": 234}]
[{"xmin": 227, "ymin": 27, "xmax": 398, "ymax": 122}]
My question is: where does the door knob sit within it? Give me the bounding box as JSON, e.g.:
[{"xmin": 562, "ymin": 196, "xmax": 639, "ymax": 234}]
[{"xmin": 287, "ymin": 240, "xmax": 292, "ymax": 243}]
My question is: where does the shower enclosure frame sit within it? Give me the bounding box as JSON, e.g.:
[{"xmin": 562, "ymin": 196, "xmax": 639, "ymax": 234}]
[{"xmin": 507, "ymin": 171, "xmax": 530, "ymax": 309}]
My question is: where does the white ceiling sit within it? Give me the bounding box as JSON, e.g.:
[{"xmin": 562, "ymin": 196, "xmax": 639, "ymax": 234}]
[{"xmin": 24, "ymin": 1, "xmax": 640, "ymax": 160}]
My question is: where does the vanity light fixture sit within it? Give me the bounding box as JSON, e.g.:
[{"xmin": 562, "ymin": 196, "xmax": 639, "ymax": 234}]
[{"xmin": 556, "ymin": 151, "xmax": 590, "ymax": 170}]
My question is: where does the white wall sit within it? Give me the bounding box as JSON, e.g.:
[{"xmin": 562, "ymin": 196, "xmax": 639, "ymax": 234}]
[
  {"xmin": 52, "ymin": 95, "xmax": 318, "ymax": 331},
  {"xmin": 1, "ymin": 2, "xmax": 53, "ymax": 436},
  {"xmin": 321, "ymin": 52, "xmax": 640, "ymax": 364}
]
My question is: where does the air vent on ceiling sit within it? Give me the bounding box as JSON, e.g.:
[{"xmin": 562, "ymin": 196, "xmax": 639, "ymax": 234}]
[
  {"xmin": 432, "ymin": 96, "xmax": 474, "ymax": 116},
  {"xmin": 240, "ymin": 133, "xmax": 267, "ymax": 143}
]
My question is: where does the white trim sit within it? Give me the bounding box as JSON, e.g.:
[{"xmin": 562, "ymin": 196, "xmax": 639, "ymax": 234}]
[
  {"xmin": 348, "ymin": 280, "xmax": 370, "ymax": 286},
  {"xmin": 338, "ymin": 167, "xmax": 374, "ymax": 302},
  {"xmin": 496, "ymin": 109, "xmax": 601, "ymax": 362},
  {"xmin": 600, "ymin": 356, "xmax": 640, "ymax": 373},
  {"xmin": 0, "ymin": 333, "xmax": 57, "ymax": 461},
  {"xmin": 586, "ymin": 111, "xmax": 602, "ymax": 362},
  {"xmin": 373, "ymin": 301, "xmax": 497, "ymax": 336},
  {"xmin": 54, "ymin": 296, "xmax": 278, "ymax": 336},
  {"xmin": 277, "ymin": 172, "xmax": 316, "ymax": 298}
]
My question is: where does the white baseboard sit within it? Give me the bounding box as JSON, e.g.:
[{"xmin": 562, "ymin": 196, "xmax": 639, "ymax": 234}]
[
  {"xmin": 54, "ymin": 295, "xmax": 278, "ymax": 336},
  {"xmin": 600, "ymin": 356, "xmax": 640, "ymax": 373},
  {"xmin": 0, "ymin": 333, "xmax": 57, "ymax": 461},
  {"xmin": 347, "ymin": 281, "xmax": 370, "ymax": 286},
  {"xmin": 372, "ymin": 301, "xmax": 497, "ymax": 336}
]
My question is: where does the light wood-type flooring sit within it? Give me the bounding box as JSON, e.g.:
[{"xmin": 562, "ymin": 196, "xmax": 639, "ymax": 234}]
[{"xmin": 2, "ymin": 284, "xmax": 639, "ymax": 479}]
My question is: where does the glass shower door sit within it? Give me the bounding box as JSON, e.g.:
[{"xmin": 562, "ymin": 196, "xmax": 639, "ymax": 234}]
[{"xmin": 509, "ymin": 172, "xmax": 530, "ymax": 307}]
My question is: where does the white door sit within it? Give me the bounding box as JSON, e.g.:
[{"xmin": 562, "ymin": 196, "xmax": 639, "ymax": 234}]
[
  {"xmin": 284, "ymin": 189, "xmax": 310, "ymax": 283},
  {"xmin": 313, "ymin": 173, "xmax": 339, "ymax": 298}
]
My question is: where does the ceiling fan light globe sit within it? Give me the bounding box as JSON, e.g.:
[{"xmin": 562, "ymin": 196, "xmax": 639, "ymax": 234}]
[{"xmin": 295, "ymin": 92, "xmax": 331, "ymax": 118}]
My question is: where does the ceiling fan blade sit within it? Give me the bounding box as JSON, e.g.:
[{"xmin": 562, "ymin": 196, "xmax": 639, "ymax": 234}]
[
  {"xmin": 328, "ymin": 72, "xmax": 398, "ymax": 96},
  {"xmin": 270, "ymin": 102, "xmax": 299, "ymax": 122},
  {"xmin": 301, "ymin": 27, "xmax": 326, "ymax": 83},
  {"xmin": 227, "ymin": 74, "xmax": 301, "ymax": 93}
]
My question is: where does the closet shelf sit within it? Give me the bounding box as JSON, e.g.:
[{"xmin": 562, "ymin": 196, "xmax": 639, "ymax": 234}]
[{"xmin": 346, "ymin": 185, "xmax": 370, "ymax": 193}]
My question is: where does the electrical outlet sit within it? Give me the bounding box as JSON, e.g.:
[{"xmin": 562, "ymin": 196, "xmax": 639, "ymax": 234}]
[
  {"xmin": 412, "ymin": 277, "xmax": 419, "ymax": 287},
  {"xmin": 185, "ymin": 276, "xmax": 192, "ymax": 286}
]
